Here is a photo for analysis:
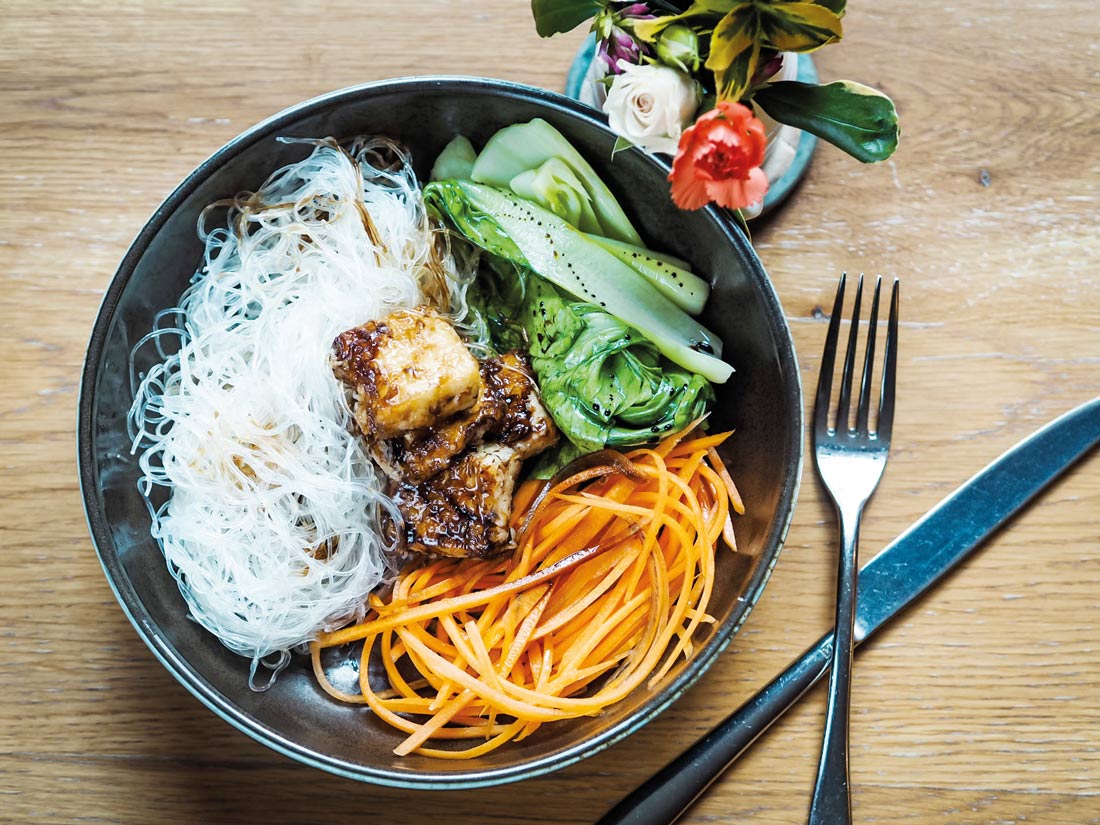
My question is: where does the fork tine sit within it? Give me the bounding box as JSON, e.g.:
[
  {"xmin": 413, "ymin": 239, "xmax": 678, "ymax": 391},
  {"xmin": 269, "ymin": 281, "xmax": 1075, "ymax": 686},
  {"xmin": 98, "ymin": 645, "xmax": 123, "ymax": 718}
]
[
  {"xmin": 855, "ymin": 277, "xmax": 883, "ymax": 433},
  {"xmin": 835, "ymin": 275, "xmax": 864, "ymax": 434},
  {"xmin": 814, "ymin": 274, "xmax": 847, "ymax": 434},
  {"xmin": 876, "ymin": 279, "xmax": 900, "ymax": 438}
]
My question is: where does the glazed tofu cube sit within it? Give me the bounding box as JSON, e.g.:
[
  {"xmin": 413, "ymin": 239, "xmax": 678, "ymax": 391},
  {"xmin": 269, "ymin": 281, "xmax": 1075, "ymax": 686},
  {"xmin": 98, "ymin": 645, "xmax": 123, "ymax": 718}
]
[
  {"xmin": 489, "ymin": 351, "xmax": 559, "ymax": 459},
  {"xmin": 394, "ymin": 372, "xmax": 505, "ymax": 483},
  {"xmin": 393, "ymin": 350, "xmax": 558, "ymax": 483},
  {"xmin": 393, "ymin": 443, "xmax": 522, "ymax": 559},
  {"xmin": 331, "ymin": 307, "xmax": 480, "ymax": 441}
]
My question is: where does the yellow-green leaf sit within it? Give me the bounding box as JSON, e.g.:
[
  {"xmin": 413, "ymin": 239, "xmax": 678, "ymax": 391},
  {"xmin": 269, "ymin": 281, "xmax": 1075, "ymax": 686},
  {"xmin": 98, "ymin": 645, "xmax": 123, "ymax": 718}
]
[
  {"xmin": 759, "ymin": 2, "xmax": 843, "ymax": 52},
  {"xmin": 692, "ymin": 0, "xmax": 740, "ymax": 10},
  {"xmin": 705, "ymin": 5, "xmax": 761, "ymax": 101},
  {"xmin": 634, "ymin": 1, "xmax": 734, "ymax": 42}
]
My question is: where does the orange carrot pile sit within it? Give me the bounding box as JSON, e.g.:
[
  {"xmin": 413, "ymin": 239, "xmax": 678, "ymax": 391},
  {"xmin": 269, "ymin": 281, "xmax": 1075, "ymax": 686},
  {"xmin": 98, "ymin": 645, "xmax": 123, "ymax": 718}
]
[{"xmin": 311, "ymin": 428, "xmax": 744, "ymax": 758}]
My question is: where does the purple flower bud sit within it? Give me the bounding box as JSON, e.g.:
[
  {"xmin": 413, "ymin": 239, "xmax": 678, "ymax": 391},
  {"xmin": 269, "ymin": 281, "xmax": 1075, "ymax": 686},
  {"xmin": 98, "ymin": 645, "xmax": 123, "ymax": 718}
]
[
  {"xmin": 618, "ymin": 3, "xmax": 654, "ymax": 19},
  {"xmin": 598, "ymin": 26, "xmax": 648, "ymax": 74},
  {"xmin": 753, "ymin": 52, "xmax": 785, "ymax": 86}
]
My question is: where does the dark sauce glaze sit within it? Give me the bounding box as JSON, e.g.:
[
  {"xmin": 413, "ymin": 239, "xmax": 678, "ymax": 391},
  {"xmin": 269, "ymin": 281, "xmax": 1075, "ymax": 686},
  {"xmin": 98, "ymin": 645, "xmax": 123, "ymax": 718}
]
[
  {"xmin": 331, "ymin": 309, "xmax": 559, "ymax": 560},
  {"xmin": 392, "ymin": 445, "xmax": 520, "ymax": 559},
  {"xmin": 331, "ymin": 307, "xmax": 480, "ymax": 441},
  {"xmin": 394, "ymin": 351, "xmax": 557, "ymax": 483}
]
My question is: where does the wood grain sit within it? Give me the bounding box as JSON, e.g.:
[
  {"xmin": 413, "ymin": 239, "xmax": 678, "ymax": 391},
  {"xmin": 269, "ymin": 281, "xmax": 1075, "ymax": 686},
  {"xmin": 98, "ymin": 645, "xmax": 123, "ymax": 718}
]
[{"xmin": 1, "ymin": 1, "xmax": 1098, "ymax": 823}]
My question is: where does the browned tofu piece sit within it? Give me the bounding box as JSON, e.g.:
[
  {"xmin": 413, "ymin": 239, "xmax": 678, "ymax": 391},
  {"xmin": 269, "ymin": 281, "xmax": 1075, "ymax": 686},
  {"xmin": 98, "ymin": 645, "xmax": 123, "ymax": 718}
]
[
  {"xmin": 394, "ymin": 365, "xmax": 507, "ymax": 483},
  {"xmin": 393, "ymin": 444, "xmax": 521, "ymax": 559},
  {"xmin": 488, "ymin": 351, "xmax": 559, "ymax": 459},
  {"xmin": 331, "ymin": 307, "xmax": 480, "ymax": 441},
  {"xmin": 394, "ymin": 351, "xmax": 559, "ymax": 482}
]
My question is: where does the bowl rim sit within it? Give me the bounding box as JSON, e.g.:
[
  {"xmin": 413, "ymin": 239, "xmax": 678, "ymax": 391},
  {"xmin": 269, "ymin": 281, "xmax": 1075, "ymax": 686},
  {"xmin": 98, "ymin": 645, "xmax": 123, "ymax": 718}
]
[{"xmin": 77, "ymin": 74, "xmax": 804, "ymax": 789}]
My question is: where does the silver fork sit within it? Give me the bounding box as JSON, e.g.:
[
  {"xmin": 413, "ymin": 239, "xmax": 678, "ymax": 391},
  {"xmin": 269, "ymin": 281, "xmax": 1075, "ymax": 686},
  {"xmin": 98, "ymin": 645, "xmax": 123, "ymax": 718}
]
[{"xmin": 807, "ymin": 274, "xmax": 899, "ymax": 825}]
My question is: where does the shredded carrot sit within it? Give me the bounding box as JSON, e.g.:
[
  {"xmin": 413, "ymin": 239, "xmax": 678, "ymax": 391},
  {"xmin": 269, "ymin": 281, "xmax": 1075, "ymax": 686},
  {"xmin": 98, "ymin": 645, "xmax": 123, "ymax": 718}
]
[{"xmin": 311, "ymin": 428, "xmax": 743, "ymax": 758}]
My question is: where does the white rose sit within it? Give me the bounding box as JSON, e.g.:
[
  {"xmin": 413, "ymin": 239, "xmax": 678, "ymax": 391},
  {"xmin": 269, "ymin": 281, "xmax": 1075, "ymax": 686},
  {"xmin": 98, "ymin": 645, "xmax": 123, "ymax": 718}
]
[{"xmin": 602, "ymin": 63, "xmax": 698, "ymax": 155}]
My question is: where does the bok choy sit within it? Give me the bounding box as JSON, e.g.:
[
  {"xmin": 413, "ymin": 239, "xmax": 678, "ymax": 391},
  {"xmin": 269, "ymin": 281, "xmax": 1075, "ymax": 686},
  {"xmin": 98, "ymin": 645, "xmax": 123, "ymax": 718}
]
[
  {"xmin": 425, "ymin": 120, "xmax": 734, "ymax": 463},
  {"xmin": 424, "ymin": 179, "xmax": 731, "ymax": 384},
  {"xmin": 467, "ymin": 258, "xmax": 714, "ymax": 456},
  {"xmin": 469, "ymin": 118, "xmax": 643, "ymax": 246},
  {"xmin": 584, "ymin": 233, "xmax": 710, "ymax": 316}
]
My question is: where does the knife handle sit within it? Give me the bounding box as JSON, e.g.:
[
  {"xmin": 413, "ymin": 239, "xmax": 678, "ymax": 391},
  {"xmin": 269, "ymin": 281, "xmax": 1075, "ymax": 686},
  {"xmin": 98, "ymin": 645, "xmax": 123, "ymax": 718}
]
[{"xmin": 595, "ymin": 633, "xmax": 836, "ymax": 825}]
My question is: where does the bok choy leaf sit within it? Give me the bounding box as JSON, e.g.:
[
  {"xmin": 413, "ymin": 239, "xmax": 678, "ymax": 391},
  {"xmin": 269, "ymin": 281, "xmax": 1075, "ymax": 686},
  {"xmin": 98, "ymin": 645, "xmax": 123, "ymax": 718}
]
[
  {"xmin": 468, "ymin": 259, "xmax": 714, "ymax": 457},
  {"xmin": 424, "ymin": 179, "xmax": 732, "ymax": 384},
  {"xmin": 429, "ymin": 135, "xmax": 478, "ymax": 181},
  {"xmin": 584, "ymin": 233, "xmax": 710, "ymax": 316},
  {"xmin": 470, "ymin": 118, "xmax": 644, "ymax": 246}
]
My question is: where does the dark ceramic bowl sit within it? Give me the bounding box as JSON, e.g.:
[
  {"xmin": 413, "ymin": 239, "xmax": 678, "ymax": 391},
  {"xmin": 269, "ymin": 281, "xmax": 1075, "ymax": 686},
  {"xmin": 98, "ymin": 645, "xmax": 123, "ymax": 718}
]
[{"xmin": 78, "ymin": 76, "xmax": 802, "ymax": 788}]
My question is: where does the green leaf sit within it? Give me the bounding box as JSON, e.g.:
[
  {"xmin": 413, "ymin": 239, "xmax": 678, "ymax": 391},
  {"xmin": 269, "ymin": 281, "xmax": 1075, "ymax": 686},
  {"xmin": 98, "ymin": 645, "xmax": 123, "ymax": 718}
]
[
  {"xmin": 531, "ymin": 0, "xmax": 603, "ymax": 37},
  {"xmin": 753, "ymin": 80, "xmax": 899, "ymax": 162},
  {"xmin": 424, "ymin": 179, "xmax": 731, "ymax": 382},
  {"xmin": 471, "ymin": 118, "xmax": 643, "ymax": 245},
  {"xmin": 758, "ymin": 2, "xmax": 843, "ymax": 52},
  {"xmin": 611, "ymin": 135, "xmax": 635, "ymax": 157},
  {"xmin": 473, "ymin": 117, "xmax": 642, "ymax": 245},
  {"xmin": 705, "ymin": 4, "xmax": 761, "ymax": 101},
  {"xmin": 728, "ymin": 207, "xmax": 751, "ymax": 239},
  {"xmin": 477, "ymin": 269, "xmax": 715, "ymax": 456},
  {"xmin": 584, "ymin": 233, "xmax": 711, "ymax": 315},
  {"xmin": 693, "ymin": 0, "xmax": 740, "ymax": 11}
]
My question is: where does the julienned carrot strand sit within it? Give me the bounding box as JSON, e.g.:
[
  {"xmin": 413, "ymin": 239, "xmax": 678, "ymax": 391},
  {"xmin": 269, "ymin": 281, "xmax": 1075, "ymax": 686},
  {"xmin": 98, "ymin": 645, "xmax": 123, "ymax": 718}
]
[
  {"xmin": 311, "ymin": 429, "xmax": 742, "ymax": 757},
  {"xmin": 378, "ymin": 624, "xmax": 416, "ymax": 700},
  {"xmin": 317, "ymin": 544, "xmax": 603, "ymax": 646},
  {"xmin": 584, "ymin": 596, "xmax": 651, "ymax": 668},
  {"xmin": 652, "ymin": 420, "xmax": 704, "ymax": 458},
  {"xmin": 511, "ymin": 478, "xmax": 546, "ymax": 521},
  {"xmin": 657, "ymin": 517, "xmax": 719, "ymax": 683},
  {"xmin": 554, "ymin": 572, "xmax": 645, "ymax": 681},
  {"xmin": 491, "ymin": 584, "xmax": 547, "ymax": 670},
  {"xmin": 463, "ymin": 621, "xmax": 502, "ymax": 691},
  {"xmin": 706, "ymin": 446, "xmax": 745, "ymax": 515},
  {"xmin": 499, "ymin": 585, "xmax": 552, "ymax": 676},
  {"xmin": 534, "ymin": 543, "xmax": 640, "ymax": 641},
  {"xmin": 394, "ymin": 690, "xmax": 475, "ymax": 756},
  {"xmin": 412, "ymin": 724, "xmax": 527, "ymax": 759}
]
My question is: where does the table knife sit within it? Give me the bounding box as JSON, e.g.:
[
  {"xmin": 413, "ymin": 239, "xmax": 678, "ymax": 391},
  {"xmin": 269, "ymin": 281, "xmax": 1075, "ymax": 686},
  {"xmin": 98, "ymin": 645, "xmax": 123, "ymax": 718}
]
[{"xmin": 596, "ymin": 397, "xmax": 1100, "ymax": 825}]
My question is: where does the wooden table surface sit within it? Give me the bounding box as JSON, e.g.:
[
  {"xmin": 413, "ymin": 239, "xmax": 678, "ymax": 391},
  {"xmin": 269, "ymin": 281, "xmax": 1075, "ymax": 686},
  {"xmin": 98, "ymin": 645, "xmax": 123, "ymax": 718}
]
[{"xmin": 2, "ymin": 2, "xmax": 1098, "ymax": 823}]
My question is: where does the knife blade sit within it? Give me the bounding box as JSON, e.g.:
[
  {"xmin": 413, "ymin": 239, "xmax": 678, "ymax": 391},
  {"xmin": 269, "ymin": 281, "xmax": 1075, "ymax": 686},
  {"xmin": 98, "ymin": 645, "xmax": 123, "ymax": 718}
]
[{"xmin": 596, "ymin": 397, "xmax": 1100, "ymax": 825}]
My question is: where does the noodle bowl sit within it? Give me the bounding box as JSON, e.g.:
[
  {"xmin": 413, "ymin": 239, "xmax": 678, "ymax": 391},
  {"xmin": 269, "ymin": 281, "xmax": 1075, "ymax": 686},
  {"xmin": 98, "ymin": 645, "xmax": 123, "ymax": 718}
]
[{"xmin": 81, "ymin": 77, "xmax": 799, "ymax": 786}]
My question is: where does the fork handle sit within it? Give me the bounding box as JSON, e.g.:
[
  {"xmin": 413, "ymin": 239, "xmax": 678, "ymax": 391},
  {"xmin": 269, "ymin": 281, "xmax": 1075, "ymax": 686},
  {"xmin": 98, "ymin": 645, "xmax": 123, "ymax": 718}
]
[{"xmin": 807, "ymin": 507, "xmax": 863, "ymax": 825}]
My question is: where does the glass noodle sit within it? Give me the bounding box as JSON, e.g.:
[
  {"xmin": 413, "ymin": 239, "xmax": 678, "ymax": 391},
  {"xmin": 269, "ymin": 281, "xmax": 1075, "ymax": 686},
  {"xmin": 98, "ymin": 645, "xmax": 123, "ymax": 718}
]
[{"xmin": 127, "ymin": 137, "xmax": 474, "ymax": 689}]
